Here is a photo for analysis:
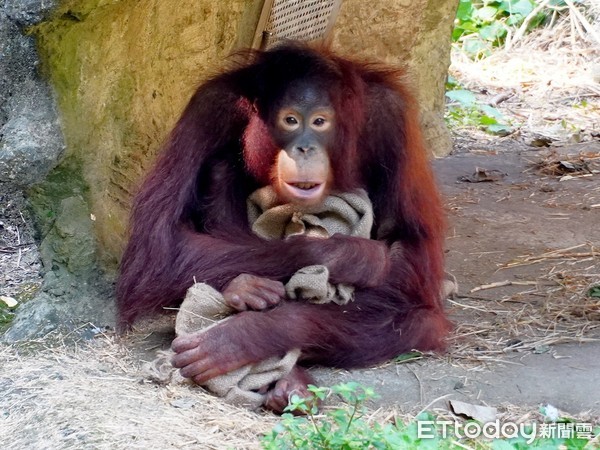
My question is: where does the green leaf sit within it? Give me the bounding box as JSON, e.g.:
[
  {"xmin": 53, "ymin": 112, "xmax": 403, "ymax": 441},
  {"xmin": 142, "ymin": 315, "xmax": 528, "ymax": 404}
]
[
  {"xmin": 588, "ymin": 285, "xmax": 600, "ymax": 298},
  {"xmin": 446, "ymin": 75, "xmax": 460, "ymax": 90},
  {"xmin": 500, "ymin": 0, "xmax": 534, "ymax": 17},
  {"xmin": 476, "ymin": 5, "xmax": 500, "ymax": 22},
  {"xmin": 527, "ymin": 12, "xmax": 547, "ymax": 30},
  {"xmin": 452, "ymin": 27, "xmax": 466, "ymax": 41},
  {"xmin": 487, "ymin": 123, "xmax": 512, "ymax": 134},
  {"xmin": 307, "ymin": 384, "xmax": 328, "ymax": 401},
  {"xmin": 446, "ymin": 89, "xmax": 477, "ymax": 106},
  {"xmin": 456, "ymin": 20, "xmax": 480, "ymax": 33},
  {"xmin": 456, "ymin": 0, "xmax": 475, "ymax": 21},
  {"xmin": 393, "ymin": 351, "xmax": 423, "ymax": 363},
  {"xmin": 284, "ymin": 394, "xmax": 310, "ymax": 414},
  {"xmin": 480, "ymin": 115, "xmax": 500, "ymax": 125},
  {"xmin": 505, "ymin": 13, "xmax": 522, "ymax": 26},
  {"xmin": 479, "ymin": 22, "xmax": 507, "ymax": 41},
  {"xmin": 480, "ymin": 104, "xmax": 505, "ymax": 119},
  {"xmin": 462, "ymin": 38, "xmax": 492, "ymax": 58}
]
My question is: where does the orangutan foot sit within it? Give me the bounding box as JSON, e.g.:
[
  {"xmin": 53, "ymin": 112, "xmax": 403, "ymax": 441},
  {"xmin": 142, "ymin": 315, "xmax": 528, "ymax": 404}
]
[{"xmin": 264, "ymin": 366, "xmax": 317, "ymax": 414}]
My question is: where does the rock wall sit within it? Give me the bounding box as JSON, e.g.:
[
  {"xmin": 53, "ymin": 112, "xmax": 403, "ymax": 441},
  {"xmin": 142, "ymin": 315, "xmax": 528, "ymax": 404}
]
[
  {"xmin": 31, "ymin": 0, "xmax": 264, "ymax": 272},
  {"xmin": 0, "ymin": 0, "xmax": 64, "ymax": 187},
  {"xmin": 0, "ymin": 0, "xmax": 108, "ymax": 340},
  {"xmin": 334, "ymin": 0, "xmax": 458, "ymax": 155}
]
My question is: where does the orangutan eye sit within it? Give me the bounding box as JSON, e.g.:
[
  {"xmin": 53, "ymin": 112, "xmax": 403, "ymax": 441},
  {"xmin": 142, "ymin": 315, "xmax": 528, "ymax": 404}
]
[
  {"xmin": 285, "ymin": 116, "xmax": 298, "ymax": 125},
  {"xmin": 310, "ymin": 114, "xmax": 333, "ymax": 131}
]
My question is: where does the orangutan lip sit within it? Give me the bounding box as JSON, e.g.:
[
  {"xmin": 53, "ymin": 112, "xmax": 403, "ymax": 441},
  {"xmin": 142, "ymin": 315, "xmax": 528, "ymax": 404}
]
[{"xmin": 284, "ymin": 182, "xmax": 325, "ymax": 199}]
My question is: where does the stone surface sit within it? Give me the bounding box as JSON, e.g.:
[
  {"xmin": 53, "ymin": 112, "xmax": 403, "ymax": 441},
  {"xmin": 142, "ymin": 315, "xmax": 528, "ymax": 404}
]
[
  {"xmin": 2, "ymin": 0, "xmax": 57, "ymax": 25},
  {"xmin": 38, "ymin": 196, "xmax": 96, "ymax": 275},
  {"xmin": 0, "ymin": 6, "xmax": 64, "ymax": 188},
  {"xmin": 2, "ymin": 195, "xmax": 115, "ymax": 341},
  {"xmin": 0, "ymin": 79, "xmax": 64, "ymax": 186},
  {"xmin": 31, "ymin": 0, "xmax": 264, "ymax": 270},
  {"xmin": 334, "ymin": 0, "xmax": 459, "ymax": 156},
  {"xmin": 0, "ymin": 1, "xmax": 105, "ymax": 340}
]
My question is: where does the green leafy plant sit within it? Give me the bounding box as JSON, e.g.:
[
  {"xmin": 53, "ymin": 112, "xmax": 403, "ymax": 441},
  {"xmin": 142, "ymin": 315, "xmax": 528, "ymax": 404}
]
[
  {"xmin": 261, "ymin": 382, "xmax": 449, "ymax": 449},
  {"xmin": 451, "ymin": 0, "xmax": 579, "ymax": 59},
  {"xmin": 262, "ymin": 383, "xmax": 598, "ymax": 449},
  {"xmin": 0, "ymin": 299, "xmax": 17, "ymax": 330},
  {"xmin": 454, "ymin": 0, "xmax": 535, "ymax": 58},
  {"xmin": 445, "ymin": 79, "xmax": 512, "ymax": 135},
  {"xmin": 588, "ymin": 285, "xmax": 600, "ymax": 298}
]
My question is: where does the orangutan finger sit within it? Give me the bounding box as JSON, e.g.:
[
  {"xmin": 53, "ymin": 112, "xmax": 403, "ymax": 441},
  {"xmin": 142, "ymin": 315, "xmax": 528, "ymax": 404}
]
[
  {"xmin": 244, "ymin": 294, "xmax": 268, "ymax": 310},
  {"xmin": 257, "ymin": 287, "xmax": 284, "ymax": 305},
  {"xmin": 191, "ymin": 365, "xmax": 226, "ymax": 385},
  {"xmin": 171, "ymin": 345, "xmax": 206, "ymax": 368},
  {"xmin": 171, "ymin": 333, "xmax": 204, "ymax": 353},
  {"xmin": 179, "ymin": 358, "xmax": 220, "ymax": 381},
  {"xmin": 179, "ymin": 359, "xmax": 212, "ymax": 379},
  {"xmin": 257, "ymin": 279, "xmax": 286, "ymax": 297},
  {"xmin": 223, "ymin": 293, "xmax": 248, "ymax": 311}
]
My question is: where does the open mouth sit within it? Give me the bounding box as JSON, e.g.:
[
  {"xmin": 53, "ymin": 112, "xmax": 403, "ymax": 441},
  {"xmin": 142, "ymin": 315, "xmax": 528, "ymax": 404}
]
[
  {"xmin": 291, "ymin": 182, "xmax": 320, "ymax": 190},
  {"xmin": 283, "ymin": 181, "xmax": 325, "ymax": 202}
]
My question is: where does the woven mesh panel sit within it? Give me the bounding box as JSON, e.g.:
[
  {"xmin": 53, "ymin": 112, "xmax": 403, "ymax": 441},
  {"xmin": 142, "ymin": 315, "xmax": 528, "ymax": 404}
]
[{"xmin": 265, "ymin": 0, "xmax": 339, "ymax": 46}]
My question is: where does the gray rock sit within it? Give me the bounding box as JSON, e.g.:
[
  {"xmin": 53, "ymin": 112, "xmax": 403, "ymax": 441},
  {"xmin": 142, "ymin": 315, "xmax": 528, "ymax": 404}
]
[
  {"xmin": 0, "ymin": 81, "xmax": 64, "ymax": 186},
  {"xmin": 3, "ymin": 288, "xmax": 116, "ymax": 341},
  {"xmin": 0, "ymin": 2, "xmax": 115, "ymax": 342},
  {"xmin": 0, "ymin": 12, "xmax": 33, "ymax": 124},
  {"xmin": 2, "ymin": 0, "xmax": 58, "ymax": 26},
  {"xmin": 3, "ymin": 195, "xmax": 117, "ymax": 341},
  {"xmin": 2, "ymin": 292, "xmax": 61, "ymax": 340},
  {"xmin": 39, "ymin": 196, "xmax": 96, "ymax": 276},
  {"xmin": 0, "ymin": 8, "xmax": 65, "ymax": 188}
]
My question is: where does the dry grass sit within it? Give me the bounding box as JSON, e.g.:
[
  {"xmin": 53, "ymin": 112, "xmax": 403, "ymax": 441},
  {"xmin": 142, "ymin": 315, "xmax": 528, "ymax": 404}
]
[
  {"xmin": 0, "ymin": 335, "xmax": 279, "ymax": 450},
  {"xmin": 4, "ymin": 333, "xmax": 597, "ymax": 450},
  {"xmin": 525, "ymin": 148, "xmax": 600, "ymax": 179},
  {"xmin": 447, "ymin": 243, "xmax": 600, "ymax": 364},
  {"xmin": 2, "ymin": 333, "xmax": 437, "ymax": 449}
]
